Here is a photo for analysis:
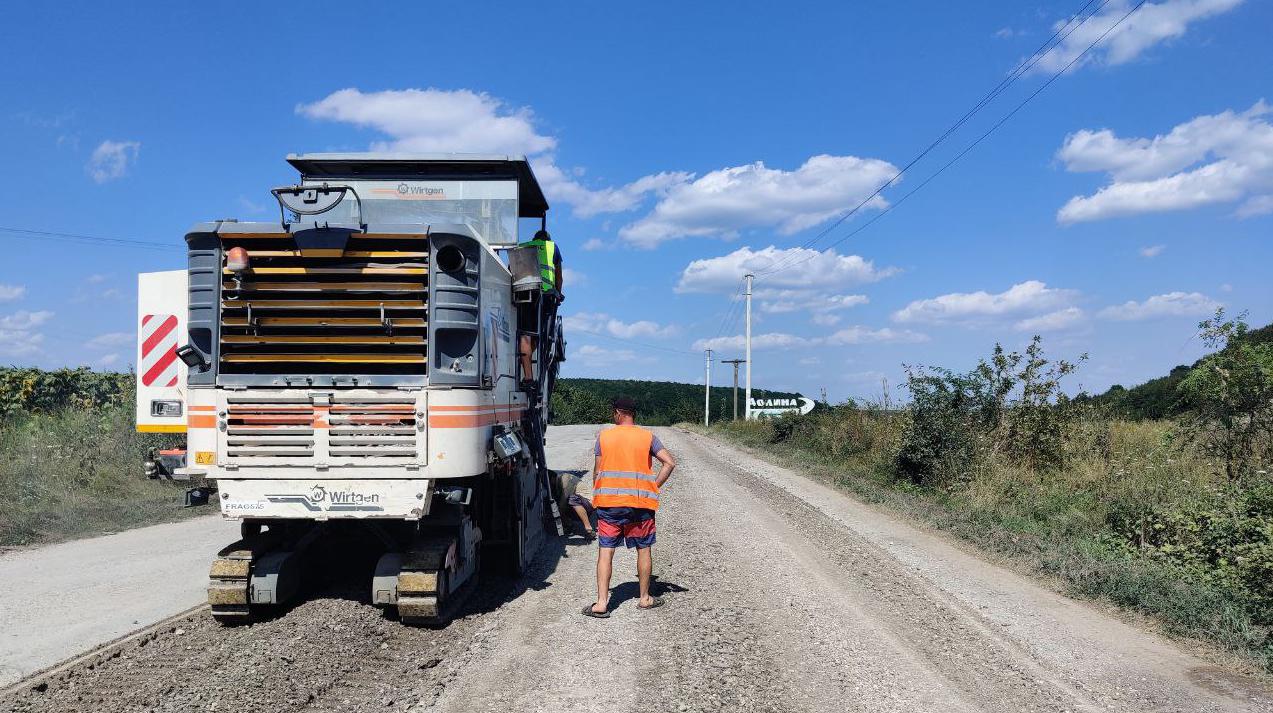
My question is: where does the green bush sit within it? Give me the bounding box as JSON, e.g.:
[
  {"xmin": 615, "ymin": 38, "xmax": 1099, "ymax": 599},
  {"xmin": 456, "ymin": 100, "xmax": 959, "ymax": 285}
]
[
  {"xmin": 1177, "ymin": 310, "xmax": 1273, "ymax": 484},
  {"xmin": 896, "ymin": 337, "xmax": 1083, "ymax": 486},
  {"xmin": 1109, "ymin": 481, "xmax": 1273, "ymax": 624}
]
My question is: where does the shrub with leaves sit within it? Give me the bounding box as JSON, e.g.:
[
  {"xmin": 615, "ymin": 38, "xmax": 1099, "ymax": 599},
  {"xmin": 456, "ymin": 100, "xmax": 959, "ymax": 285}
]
[
  {"xmin": 1108, "ymin": 481, "xmax": 1273, "ymax": 624},
  {"xmin": 1177, "ymin": 309, "xmax": 1273, "ymax": 484},
  {"xmin": 897, "ymin": 336, "xmax": 1084, "ymax": 486}
]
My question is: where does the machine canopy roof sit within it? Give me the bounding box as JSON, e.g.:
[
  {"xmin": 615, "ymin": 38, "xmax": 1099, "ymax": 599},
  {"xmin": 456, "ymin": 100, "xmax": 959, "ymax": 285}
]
[{"xmin": 286, "ymin": 153, "xmax": 549, "ymax": 219}]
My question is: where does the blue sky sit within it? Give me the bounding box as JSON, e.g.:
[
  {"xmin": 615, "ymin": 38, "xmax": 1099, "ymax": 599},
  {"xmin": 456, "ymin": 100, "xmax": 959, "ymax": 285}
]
[{"xmin": 1, "ymin": 1, "xmax": 1270, "ymax": 401}]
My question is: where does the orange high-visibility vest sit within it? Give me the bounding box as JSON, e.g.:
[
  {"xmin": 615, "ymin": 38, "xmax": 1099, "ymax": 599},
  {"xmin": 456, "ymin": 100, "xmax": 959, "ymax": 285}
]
[{"xmin": 593, "ymin": 425, "xmax": 660, "ymax": 510}]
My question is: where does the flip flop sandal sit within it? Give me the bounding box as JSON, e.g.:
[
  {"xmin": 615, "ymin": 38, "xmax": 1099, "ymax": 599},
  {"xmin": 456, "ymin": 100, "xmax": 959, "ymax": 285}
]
[
  {"xmin": 581, "ymin": 604, "xmax": 610, "ymax": 618},
  {"xmin": 637, "ymin": 597, "xmax": 665, "ymax": 610}
]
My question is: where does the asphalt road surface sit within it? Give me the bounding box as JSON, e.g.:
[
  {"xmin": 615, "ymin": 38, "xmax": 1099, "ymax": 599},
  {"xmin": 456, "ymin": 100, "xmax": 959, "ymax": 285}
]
[{"xmin": 2, "ymin": 425, "xmax": 1270, "ymax": 712}]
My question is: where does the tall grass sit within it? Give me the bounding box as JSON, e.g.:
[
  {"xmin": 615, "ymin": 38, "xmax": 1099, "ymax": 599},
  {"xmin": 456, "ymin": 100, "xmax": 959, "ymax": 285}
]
[{"xmin": 0, "ymin": 401, "xmax": 194, "ymax": 547}]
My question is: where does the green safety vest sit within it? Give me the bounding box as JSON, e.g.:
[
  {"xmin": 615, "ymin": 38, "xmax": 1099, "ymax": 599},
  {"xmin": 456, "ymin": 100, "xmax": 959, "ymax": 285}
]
[{"xmin": 520, "ymin": 238, "xmax": 557, "ymax": 292}]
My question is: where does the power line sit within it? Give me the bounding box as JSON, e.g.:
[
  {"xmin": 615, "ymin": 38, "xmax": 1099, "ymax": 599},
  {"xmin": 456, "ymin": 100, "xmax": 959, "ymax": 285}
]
[
  {"xmin": 711, "ymin": 278, "xmax": 746, "ymax": 341},
  {"xmin": 753, "ymin": 0, "xmax": 1114, "ymax": 278},
  {"xmin": 756, "ymin": 0, "xmax": 1149, "ymax": 280},
  {"xmin": 0, "ymin": 225, "xmax": 177, "ymax": 253}
]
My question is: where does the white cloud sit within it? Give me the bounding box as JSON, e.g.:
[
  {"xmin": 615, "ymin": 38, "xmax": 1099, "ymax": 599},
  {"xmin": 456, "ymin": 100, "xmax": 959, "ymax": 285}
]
[
  {"xmin": 1236, "ymin": 194, "xmax": 1273, "ymax": 218},
  {"xmin": 94, "ymin": 353, "xmax": 121, "ymax": 368},
  {"xmin": 0, "ymin": 329, "xmax": 45, "ymax": 358},
  {"xmin": 0, "ymin": 309, "xmax": 53, "ymax": 358},
  {"xmin": 71, "ymin": 274, "xmax": 126, "ymax": 304},
  {"xmin": 581, "ymin": 238, "xmax": 610, "ymax": 251},
  {"xmin": 811, "ymin": 313, "xmax": 842, "ymax": 326},
  {"xmin": 619, "ymin": 155, "xmax": 897, "ymax": 247},
  {"xmin": 692, "ymin": 325, "xmax": 925, "ymax": 352},
  {"xmin": 1014, "ymin": 307, "xmax": 1086, "ymax": 332},
  {"xmin": 297, "ymin": 88, "xmax": 680, "ymax": 218},
  {"xmin": 0, "ymin": 310, "xmax": 54, "ymax": 331},
  {"xmin": 1097, "ymin": 291, "xmax": 1221, "ymax": 320},
  {"xmin": 574, "ymin": 344, "xmax": 640, "ymax": 367},
  {"xmin": 760, "ymin": 292, "xmax": 869, "ymax": 315},
  {"xmin": 86, "ymin": 140, "xmax": 140, "ymax": 183},
  {"xmin": 825, "ymin": 326, "xmax": 928, "ymax": 345},
  {"xmin": 1056, "ymin": 101, "xmax": 1273, "ymax": 223},
  {"xmin": 298, "ymin": 88, "xmax": 556, "ymax": 155},
  {"xmin": 1139, "ymin": 244, "xmax": 1166, "ymax": 258},
  {"xmin": 1031, "ymin": 0, "xmax": 1243, "ymax": 75},
  {"xmin": 532, "ymin": 160, "xmax": 690, "ymax": 218},
  {"xmin": 564, "ymin": 312, "xmax": 677, "ymax": 339},
  {"xmin": 893, "ymin": 281, "xmax": 1079, "ymax": 326},
  {"xmin": 677, "ymin": 245, "xmax": 897, "ymax": 294},
  {"xmin": 0, "ymin": 284, "xmax": 25, "ymax": 302},
  {"xmin": 995, "ymin": 27, "xmax": 1024, "ymax": 39},
  {"xmin": 561, "ymin": 267, "xmax": 587, "ymax": 288},
  {"xmin": 693, "ymin": 332, "xmax": 814, "ymax": 352},
  {"xmin": 87, "ymin": 331, "xmax": 133, "ymax": 349}
]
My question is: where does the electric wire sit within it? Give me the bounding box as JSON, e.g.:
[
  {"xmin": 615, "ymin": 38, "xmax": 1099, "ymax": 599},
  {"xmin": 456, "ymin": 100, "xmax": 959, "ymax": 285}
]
[
  {"xmin": 710, "ymin": 278, "xmax": 746, "ymax": 341},
  {"xmin": 752, "ymin": 0, "xmax": 1114, "ymax": 278},
  {"xmin": 755, "ymin": 0, "xmax": 1149, "ymax": 280},
  {"xmin": 0, "ymin": 225, "xmax": 178, "ymax": 253}
]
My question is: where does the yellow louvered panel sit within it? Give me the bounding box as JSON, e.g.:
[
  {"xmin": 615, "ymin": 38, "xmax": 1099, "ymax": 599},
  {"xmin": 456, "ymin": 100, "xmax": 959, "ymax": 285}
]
[
  {"xmin": 222, "ymin": 353, "xmax": 426, "ymax": 364},
  {"xmin": 225, "ymin": 278, "xmax": 427, "ymax": 290},
  {"xmin": 221, "ymin": 317, "xmax": 427, "ymax": 327},
  {"xmin": 243, "ymin": 251, "xmax": 429, "ymax": 258},
  {"xmin": 217, "ymin": 229, "xmax": 430, "ymax": 376},
  {"xmin": 223, "ymin": 267, "xmax": 427, "ymax": 275},
  {"xmin": 222, "ymin": 299, "xmax": 425, "ymax": 309},
  {"xmin": 222, "ymin": 335, "xmax": 425, "ymax": 345}
]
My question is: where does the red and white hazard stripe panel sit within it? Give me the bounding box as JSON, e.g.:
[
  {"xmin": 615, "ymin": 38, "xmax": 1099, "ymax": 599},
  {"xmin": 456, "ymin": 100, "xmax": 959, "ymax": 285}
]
[{"xmin": 140, "ymin": 313, "xmax": 180, "ymax": 387}]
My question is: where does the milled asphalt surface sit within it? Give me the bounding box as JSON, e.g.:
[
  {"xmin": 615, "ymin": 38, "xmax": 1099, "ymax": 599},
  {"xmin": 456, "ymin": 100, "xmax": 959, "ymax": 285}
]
[
  {"xmin": 3, "ymin": 425, "xmax": 1271, "ymax": 712},
  {"xmin": 0, "ymin": 514, "xmax": 238, "ymax": 686}
]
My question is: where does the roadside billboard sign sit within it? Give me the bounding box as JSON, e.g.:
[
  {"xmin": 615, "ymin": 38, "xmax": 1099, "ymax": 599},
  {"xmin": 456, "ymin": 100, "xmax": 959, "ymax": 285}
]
[{"xmin": 747, "ymin": 396, "xmax": 815, "ymax": 420}]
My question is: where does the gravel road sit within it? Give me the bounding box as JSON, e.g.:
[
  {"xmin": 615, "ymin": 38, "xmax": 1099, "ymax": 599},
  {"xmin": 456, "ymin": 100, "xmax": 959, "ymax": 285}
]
[{"xmin": 3, "ymin": 425, "xmax": 1270, "ymax": 712}]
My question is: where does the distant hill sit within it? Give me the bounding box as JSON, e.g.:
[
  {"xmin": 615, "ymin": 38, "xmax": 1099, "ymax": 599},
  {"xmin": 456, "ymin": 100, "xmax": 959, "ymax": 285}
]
[
  {"xmin": 1083, "ymin": 321, "xmax": 1273, "ymax": 420},
  {"xmin": 550, "ymin": 378, "xmax": 803, "ymax": 426}
]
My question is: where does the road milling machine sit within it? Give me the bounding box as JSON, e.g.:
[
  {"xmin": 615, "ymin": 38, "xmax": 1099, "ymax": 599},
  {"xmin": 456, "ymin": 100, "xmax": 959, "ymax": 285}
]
[{"xmin": 135, "ymin": 154, "xmax": 566, "ymax": 625}]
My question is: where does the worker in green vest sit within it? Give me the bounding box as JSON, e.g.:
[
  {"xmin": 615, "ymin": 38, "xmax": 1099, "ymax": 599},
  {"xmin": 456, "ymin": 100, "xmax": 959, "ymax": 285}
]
[{"xmin": 518, "ymin": 229, "xmax": 563, "ymax": 387}]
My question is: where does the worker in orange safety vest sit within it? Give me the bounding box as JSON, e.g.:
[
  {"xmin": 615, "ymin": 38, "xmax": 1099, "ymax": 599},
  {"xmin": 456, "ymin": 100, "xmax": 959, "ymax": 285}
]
[{"xmin": 582, "ymin": 396, "xmax": 677, "ymax": 618}]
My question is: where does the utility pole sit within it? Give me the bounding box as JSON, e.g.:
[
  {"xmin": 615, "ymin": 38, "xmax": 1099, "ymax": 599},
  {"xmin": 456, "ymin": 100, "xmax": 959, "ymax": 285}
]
[
  {"xmin": 703, "ymin": 349, "xmax": 713, "ymax": 427},
  {"xmin": 721, "ymin": 359, "xmax": 745, "ymax": 420},
  {"xmin": 744, "ymin": 273, "xmax": 753, "ymax": 421}
]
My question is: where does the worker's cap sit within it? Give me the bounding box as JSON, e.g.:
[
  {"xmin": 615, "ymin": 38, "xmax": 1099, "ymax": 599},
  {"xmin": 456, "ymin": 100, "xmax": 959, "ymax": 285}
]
[{"xmin": 611, "ymin": 396, "xmax": 637, "ymax": 413}]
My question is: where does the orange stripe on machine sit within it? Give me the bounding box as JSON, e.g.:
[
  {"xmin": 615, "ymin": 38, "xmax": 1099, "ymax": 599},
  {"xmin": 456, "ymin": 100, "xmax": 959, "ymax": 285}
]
[{"xmin": 428, "ymin": 404, "xmax": 527, "ymax": 428}]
